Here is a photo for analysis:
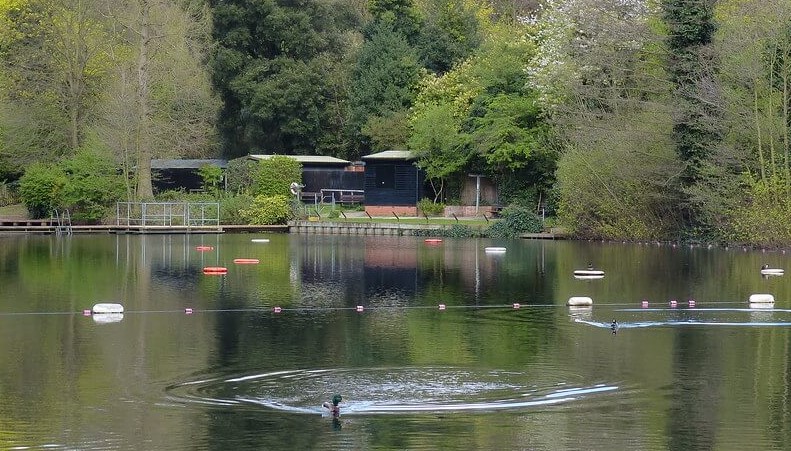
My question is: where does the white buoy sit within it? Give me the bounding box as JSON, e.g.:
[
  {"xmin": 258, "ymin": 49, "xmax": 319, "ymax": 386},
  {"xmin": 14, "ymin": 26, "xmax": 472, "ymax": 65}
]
[
  {"xmin": 92, "ymin": 313, "xmax": 124, "ymax": 324},
  {"xmin": 574, "ymin": 270, "xmax": 605, "ymax": 276},
  {"xmin": 485, "ymin": 247, "xmax": 506, "ymax": 253},
  {"xmin": 748, "ymin": 294, "xmax": 775, "ymax": 304},
  {"xmin": 92, "ymin": 303, "xmax": 124, "ymax": 314},
  {"xmin": 251, "ymin": 239, "xmax": 270, "ymax": 243},
  {"xmin": 574, "ymin": 274, "xmax": 604, "ymax": 280},
  {"xmin": 567, "ymin": 296, "xmax": 593, "ymax": 306},
  {"xmin": 760, "ymin": 268, "xmax": 784, "ymax": 275}
]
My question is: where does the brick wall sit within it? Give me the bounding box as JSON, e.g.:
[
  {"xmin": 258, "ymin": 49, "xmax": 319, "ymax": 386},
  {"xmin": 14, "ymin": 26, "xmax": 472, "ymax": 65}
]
[{"xmin": 365, "ymin": 205, "xmax": 418, "ymax": 217}]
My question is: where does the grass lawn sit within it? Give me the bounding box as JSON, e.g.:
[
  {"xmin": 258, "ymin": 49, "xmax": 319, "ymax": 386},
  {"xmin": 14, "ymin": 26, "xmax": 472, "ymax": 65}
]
[{"xmin": 0, "ymin": 204, "xmax": 27, "ymax": 218}]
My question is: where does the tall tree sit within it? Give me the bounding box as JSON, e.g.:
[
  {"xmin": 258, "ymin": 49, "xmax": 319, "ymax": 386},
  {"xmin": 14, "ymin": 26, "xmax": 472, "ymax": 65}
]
[
  {"xmin": 209, "ymin": 0, "xmax": 362, "ymax": 158},
  {"xmin": 0, "ymin": 0, "xmax": 111, "ymax": 174},
  {"xmin": 661, "ymin": 0, "xmax": 722, "ymax": 228},
  {"xmin": 347, "ymin": 18, "xmax": 421, "ymax": 158},
  {"xmin": 96, "ymin": 0, "xmax": 219, "ymax": 200}
]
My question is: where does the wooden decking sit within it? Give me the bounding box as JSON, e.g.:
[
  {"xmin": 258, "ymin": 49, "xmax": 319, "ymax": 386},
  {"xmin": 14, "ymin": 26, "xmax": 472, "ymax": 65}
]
[{"xmin": 0, "ymin": 222, "xmax": 287, "ymax": 235}]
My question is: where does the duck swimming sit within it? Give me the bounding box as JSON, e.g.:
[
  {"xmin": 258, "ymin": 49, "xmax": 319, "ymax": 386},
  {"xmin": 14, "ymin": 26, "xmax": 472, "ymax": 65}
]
[{"xmin": 323, "ymin": 394, "xmax": 342, "ymax": 416}]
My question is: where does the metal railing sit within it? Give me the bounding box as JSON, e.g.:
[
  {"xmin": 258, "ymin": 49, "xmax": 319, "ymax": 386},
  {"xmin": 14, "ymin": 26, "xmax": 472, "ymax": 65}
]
[{"xmin": 116, "ymin": 202, "xmax": 220, "ymax": 227}]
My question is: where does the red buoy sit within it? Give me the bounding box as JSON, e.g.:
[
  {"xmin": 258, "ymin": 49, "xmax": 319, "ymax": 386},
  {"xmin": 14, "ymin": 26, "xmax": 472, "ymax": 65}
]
[
  {"xmin": 196, "ymin": 246, "xmax": 214, "ymax": 251},
  {"xmin": 233, "ymin": 258, "xmax": 260, "ymax": 264},
  {"xmin": 203, "ymin": 266, "xmax": 228, "ymax": 275}
]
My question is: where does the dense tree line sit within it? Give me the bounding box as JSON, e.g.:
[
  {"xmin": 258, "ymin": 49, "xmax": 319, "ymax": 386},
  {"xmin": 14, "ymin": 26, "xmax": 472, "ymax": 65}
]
[{"xmin": 2, "ymin": 0, "xmax": 791, "ymax": 244}]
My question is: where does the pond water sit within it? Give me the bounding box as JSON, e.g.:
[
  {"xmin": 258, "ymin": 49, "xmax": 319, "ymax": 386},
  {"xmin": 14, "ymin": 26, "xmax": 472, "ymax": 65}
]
[{"xmin": 1, "ymin": 233, "xmax": 791, "ymax": 450}]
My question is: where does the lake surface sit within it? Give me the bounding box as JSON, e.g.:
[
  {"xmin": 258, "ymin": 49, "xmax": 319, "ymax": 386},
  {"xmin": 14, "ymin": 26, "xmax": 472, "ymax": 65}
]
[{"xmin": 1, "ymin": 233, "xmax": 791, "ymax": 450}]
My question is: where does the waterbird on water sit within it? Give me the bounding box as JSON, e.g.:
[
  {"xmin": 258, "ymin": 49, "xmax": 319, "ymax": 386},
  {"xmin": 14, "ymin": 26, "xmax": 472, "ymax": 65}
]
[{"xmin": 323, "ymin": 394, "xmax": 342, "ymax": 416}]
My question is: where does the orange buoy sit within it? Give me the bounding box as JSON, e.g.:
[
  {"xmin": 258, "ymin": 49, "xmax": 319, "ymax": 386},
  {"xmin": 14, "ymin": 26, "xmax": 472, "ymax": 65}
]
[
  {"xmin": 424, "ymin": 239, "xmax": 443, "ymax": 244},
  {"xmin": 233, "ymin": 258, "xmax": 260, "ymax": 264},
  {"xmin": 202, "ymin": 266, "xmax": 227, "ymax": 274},
  {"xmin": 196, "ymin": 245, "xmax": 214, "ymax": 251}
]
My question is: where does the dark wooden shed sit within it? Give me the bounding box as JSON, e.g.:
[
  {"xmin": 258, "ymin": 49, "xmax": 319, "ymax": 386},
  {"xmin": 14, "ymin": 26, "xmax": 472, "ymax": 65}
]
[
  {"xmin": 362, "ymin": 151, "xmax": 425, "ymax": 216},
  {"xmin": 151, "ymin": 159, "xmax": 227, "ymax": 193}
]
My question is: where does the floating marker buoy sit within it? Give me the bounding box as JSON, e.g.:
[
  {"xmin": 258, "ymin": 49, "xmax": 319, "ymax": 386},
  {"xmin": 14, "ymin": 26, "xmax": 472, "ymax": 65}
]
[
  {"xmin": 356, "ymin": 305, "xmax": 364, "ymax": 312},
  {"xmin": 748, "ymin": 294, "xmax": 775, "ymax": 304},
  {"xmin": 567, "ymin": 296, "xmax": 593, "ymax": 306},
  {"xmin": 92, "ymin": 303, "xmax": 124, "ymax": 314},
  {"xmin": 82, "ymin": 309, "xmax": 92, "ymax": 316},
  {"xmin": 512, "ymin": 303, "xmax": 521, "ymax": 309},
  {"xmin": 184, "ymin": 308, "xmax": 193, "ymax": 314},
  {"xmin": 233, "ymin": 258, "xmax": 260, "ymax": 264},
  {"xmin": 641, "ymin": 300, "xmax": 649, "ymax": 308},
  {"xmin": 688, "ymin": 299, "xmax": 696, "ymax": 308},
  {"xmin": 251, "ymin": 239, "xmax": 270, "ymax": 243},
  {"xmin": 669, "ymin": 299, "xmax": 678, "ymax": 308},
  {"xmin": 203, "ymin": 266, "xmax": 228, "ymax": 274},
  {"xmin": 485, "ymin": 247, "xmax": 507, "ymax": 253},
  {"xmin": 438, "ymin": 304, "xmax": 446, "ymax": 310},
  {"xmin": 273, "ymin": 306, "xmax": 282, "ymax": 313},
  {"xmin": 573, "ymin": 270, "xmax": 605, "ymax": 276},
  {"xmin": 424, "ymin": 239, "xmax": 443, "ymax": 245},
  {"xmin": 760, "ymin": 268, "xmax": 784, "ymax": 275},
  {"xmin": 196, "ymin": 245, "xmax": 214, "ymax": 251}
]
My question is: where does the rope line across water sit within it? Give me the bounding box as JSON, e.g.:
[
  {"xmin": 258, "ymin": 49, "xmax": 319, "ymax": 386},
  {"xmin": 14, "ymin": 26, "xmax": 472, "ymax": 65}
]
[{"xmin": 0, "ymin": 300, "xmax": 766, "ymax": 317}]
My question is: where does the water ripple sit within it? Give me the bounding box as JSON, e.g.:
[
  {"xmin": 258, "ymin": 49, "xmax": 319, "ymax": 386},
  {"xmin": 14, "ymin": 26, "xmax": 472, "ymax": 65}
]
[{"xmin": 165, "ymin": 367, "xmax": 620, "ymax": 415}]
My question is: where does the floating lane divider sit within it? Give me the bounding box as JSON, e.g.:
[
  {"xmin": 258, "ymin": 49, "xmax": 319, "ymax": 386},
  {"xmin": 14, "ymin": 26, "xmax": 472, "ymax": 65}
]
[
  {"xmin": 202, "ymin": 266, "xmax": 228, "ymax": 275},
  {"xmin": 251, "ymin": 238, "xmax": 270, "ymax": 243},
  {"xmin": 195, "ymin": 245, "xmax": 214, "ymax": 251},
  {"xmin": 233, "ymin": 258, "xmax": 260, "ymax": 264}
]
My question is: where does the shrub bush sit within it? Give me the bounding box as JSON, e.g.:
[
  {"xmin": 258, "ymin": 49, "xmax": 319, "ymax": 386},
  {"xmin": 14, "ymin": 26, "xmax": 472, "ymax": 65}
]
[
  {"xmin": 487, "ymin": 206, "xmax": 543, "ymax": 238},
  {"xmin": 18, "ymin": 163, "xmax": 67, "ymax": 218},
  {"xmin": 241, "ymin": 194, "xmax": 293, "ymax": 225},
  {"xmin": 254, "ymin": 156, "xmax": 302, "ymax": 197},
  {"xmin": 219, "ymin": 194, "xmax": 255, "ymax": 224},
  {"xmin": 61, "ymin": 149, "xmax": 125, "ymax": 222},
  {"xmin": 226, "ymin": 158, "xmax": 258, "ymax": 194},
  {"xmin": 417, "ymin": 198, "xmax": 445, "ymax": 216}
]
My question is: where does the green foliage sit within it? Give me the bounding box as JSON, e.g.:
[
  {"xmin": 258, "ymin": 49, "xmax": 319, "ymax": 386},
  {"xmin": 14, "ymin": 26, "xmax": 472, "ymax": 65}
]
[
  {"xmin": 210, "ymin": 0, "xmax": 362, "ymax": 156},
  {"xmin": 417, "ymin": 198, "xmax": 445, "ymax": 216},
  {"xmin": 198, "ymin": 164, "xmax": 223, "ymax": 196},
  {"xmin": 486, "ymin": 206, "xmax": 542, "ymax": 238},
  {"xmin": 226, "ymin": 158, "xmax": 258, "ymax": 194},
  {"xmin": 254, "ymin": 156, "xmax": 302, "ymax": 197},
  {"xmin": 18, "ymin": 163, "xmax": 67, "ymax": 219},
  {"xmin": 61, "ymin": 147, "xmax": 125, "ymax": 222},
  {"xmin": 415, "ymin": 0, "xmax": 483, "ymax": 74},
  {"xmin": 241, "ymin": 194, "xmax": 294, "ymax": 225},
  {"xmin": 220, "ymin": 193, "xmax": 255, "ymax": 225},
  {"xmin": 725, "ymin": 177, "xmax": 791, "ymax": 246},
  {"xmin": 347, "ymin": 19, "xmax": 421, "ymax": 157},
  {"xmin": 0, "ymin": 180, "xmax": 15, "ymax": 207}
]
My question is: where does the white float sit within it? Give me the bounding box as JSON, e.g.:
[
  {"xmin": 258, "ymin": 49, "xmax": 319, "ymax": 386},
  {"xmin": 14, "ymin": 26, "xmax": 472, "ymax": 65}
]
[
  {"xmin": 92, "ymin": 313, "xmax": 124, "ymax": 324},
  {"xmin": 574, "ymin": 270, "xmax": 605, "ymax": 276},
  {"xmin": 92, "ymin": 303, "xmax": 124, "ymax": 314},
  {"xmin": 574, "ymin": 274, "xmax": 604, "ymax": 280},
  {"xmin": 760, "ymin": 268, "xmax": 784, "ymax": 275},
  {"xmin": 251, "ymin": 238, "xmax": 270, "ymax": 243},
  {"xmin": 749, "ymin": 303, "xmax": 775, "ymax": 310},
  {"xmin": 485, "ymin": 247, "xmax": 506, "ymax": 253},
  {"xmin": 748, "ymin": 294, "xmax": 775, "ymax": 304},
  {"xmin": 567, "ymin": 296, "xmax": 594, "ymax": 306}
]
